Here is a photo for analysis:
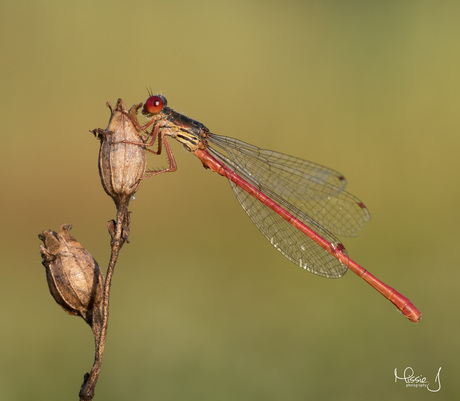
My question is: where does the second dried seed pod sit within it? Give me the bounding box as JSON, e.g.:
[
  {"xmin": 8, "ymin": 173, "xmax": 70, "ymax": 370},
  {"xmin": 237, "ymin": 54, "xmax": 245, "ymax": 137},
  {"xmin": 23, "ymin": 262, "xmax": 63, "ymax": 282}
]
[{"xmin": 39, "ymin": 225, "xmax": 104, "ymax": 328}]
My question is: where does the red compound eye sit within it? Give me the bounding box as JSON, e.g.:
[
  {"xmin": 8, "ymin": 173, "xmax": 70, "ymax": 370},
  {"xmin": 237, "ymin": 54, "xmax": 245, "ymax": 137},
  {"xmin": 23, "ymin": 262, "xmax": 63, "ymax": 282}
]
[{"xmin": 142, "ymin": 95, "xmax": 166, "ymax": 115}]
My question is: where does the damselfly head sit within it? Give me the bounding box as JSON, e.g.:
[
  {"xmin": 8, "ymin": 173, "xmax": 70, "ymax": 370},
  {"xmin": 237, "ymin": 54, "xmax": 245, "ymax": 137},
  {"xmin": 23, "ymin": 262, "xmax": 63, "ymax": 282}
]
[{"xmin": 142, "ymin": 95, "xmax": 167, "ymax": 115}]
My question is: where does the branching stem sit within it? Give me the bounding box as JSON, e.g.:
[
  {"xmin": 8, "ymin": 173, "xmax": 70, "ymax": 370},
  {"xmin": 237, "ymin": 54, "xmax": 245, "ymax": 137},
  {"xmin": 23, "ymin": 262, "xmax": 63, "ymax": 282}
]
[{"xmin": 79, "ymin": 203, "xmax": 129, "ymax": 401}]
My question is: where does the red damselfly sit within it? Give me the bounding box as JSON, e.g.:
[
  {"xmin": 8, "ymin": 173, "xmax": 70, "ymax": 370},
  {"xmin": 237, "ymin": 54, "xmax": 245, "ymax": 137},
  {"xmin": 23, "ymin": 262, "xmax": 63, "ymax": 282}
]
[{"xmin": 125, "ymin": 94, "xmax": 421, "ymax": 322}]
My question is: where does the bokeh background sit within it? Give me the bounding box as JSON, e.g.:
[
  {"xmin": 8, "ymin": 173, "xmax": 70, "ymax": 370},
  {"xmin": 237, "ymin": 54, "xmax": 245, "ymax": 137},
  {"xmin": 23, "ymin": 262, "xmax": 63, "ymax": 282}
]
[{"xmin": 1, "ymin": 0, "xmax": 458, "ymax": 400}]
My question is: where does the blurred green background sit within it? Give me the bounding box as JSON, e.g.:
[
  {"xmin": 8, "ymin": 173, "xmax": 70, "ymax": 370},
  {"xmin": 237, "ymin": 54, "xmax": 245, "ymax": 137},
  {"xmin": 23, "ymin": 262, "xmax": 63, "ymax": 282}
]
[{"xmin": 1, "ymin": 0, "xmax": 458, "ymax": 400}]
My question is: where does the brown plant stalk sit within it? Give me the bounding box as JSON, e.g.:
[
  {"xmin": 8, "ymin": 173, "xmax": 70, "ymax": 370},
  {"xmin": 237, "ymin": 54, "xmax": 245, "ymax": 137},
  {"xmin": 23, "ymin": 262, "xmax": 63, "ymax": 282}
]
[
  {"xmin": 79, "ymin": 206, "xmax": 129, "ymax": 401},
  {"xmin": 80, "ymin": 99, "xmax": 147, "ymax": 401},
  {"xmin": 40, "ymin": 99, "xmax": 148, "ymax": 401}
]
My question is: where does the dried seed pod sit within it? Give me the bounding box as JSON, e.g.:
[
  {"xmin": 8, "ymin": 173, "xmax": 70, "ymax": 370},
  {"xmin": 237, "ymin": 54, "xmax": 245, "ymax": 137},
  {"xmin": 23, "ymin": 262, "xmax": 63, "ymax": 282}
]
[
  {"xmin": 93, "ymin": 99, "xmax": 147, "ymax": 207},
  {"xmin": 39, "ymin": 225, "xmax": 104, "ymax": 327}
]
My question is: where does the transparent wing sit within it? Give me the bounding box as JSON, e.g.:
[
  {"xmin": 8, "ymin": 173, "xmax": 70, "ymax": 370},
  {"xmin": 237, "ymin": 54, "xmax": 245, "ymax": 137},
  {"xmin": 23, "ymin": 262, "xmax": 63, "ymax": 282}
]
[
  {"xmin": 229, "ymin": 182, "xmax": 349, "ymax": 278},
  {"xmin": 209, "ymin": 134, "xmax": 370, "ymax": 237}
]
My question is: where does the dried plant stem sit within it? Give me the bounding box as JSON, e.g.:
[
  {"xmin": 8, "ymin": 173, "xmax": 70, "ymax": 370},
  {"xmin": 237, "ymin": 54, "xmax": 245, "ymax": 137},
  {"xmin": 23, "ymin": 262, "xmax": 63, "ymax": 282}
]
[
  {"xmin": 39, "ymin": 99, "xmax": 144, "ymax": 400},
  {"xmin": 77, "ymin": 99, "xmax": 144, "ymax": 400},
  {"xmin": 79, "ymin": 203, "xmax": 130, "ymax": 401}
]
